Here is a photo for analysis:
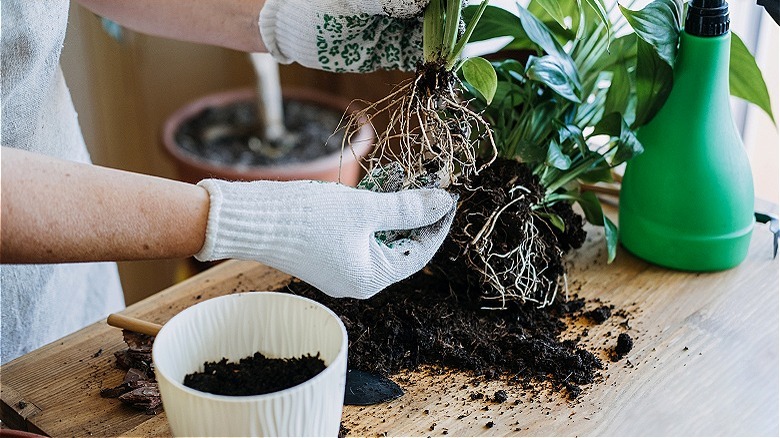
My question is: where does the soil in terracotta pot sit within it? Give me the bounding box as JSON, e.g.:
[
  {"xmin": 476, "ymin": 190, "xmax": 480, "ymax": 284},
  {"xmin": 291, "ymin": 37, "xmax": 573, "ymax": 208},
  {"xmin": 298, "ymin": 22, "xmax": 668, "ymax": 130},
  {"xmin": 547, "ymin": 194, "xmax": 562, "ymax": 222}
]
[
  {"xmin": 175, "ymin": 99, "xmax": 344, "ymax": 167},
  {"xmin": 183, "ymin": 352, "xmax": 326, "ymax": 396}
]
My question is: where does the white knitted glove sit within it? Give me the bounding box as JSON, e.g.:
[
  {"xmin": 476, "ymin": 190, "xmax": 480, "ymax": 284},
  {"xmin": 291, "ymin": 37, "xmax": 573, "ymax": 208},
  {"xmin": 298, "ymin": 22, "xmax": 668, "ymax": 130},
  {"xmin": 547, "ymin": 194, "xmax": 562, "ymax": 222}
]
[
  {"xmin": 195, "ymin": 179, "xmax": 456, "ymax": 299},
  {"xmin": 259, "ymin": 0, "xmax": 429, "ymax": 72}
]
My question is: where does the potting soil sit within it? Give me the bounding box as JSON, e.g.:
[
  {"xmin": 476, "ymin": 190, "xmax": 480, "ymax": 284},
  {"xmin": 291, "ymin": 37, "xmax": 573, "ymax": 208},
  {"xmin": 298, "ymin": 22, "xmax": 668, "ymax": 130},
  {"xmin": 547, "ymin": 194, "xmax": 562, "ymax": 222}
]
[{"xmin": 175, "ymin": 100, "xmax": 344, "ymax": 167}]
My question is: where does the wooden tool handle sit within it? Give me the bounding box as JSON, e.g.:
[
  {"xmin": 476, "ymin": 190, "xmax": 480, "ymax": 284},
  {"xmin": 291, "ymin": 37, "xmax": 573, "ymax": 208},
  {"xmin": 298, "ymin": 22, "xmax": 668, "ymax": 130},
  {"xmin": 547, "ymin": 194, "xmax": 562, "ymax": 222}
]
[{"xmin": 107, "ymin": 313, "xmax": 162, "ymax": 336}]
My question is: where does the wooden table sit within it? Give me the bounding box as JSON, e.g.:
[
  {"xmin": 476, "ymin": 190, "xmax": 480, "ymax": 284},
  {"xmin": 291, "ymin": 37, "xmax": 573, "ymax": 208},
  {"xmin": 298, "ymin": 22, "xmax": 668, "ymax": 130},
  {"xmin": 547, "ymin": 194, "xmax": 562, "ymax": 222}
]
[{"xmin": 2, "ymin": 218, "xmax": 778, "ymax": 436}]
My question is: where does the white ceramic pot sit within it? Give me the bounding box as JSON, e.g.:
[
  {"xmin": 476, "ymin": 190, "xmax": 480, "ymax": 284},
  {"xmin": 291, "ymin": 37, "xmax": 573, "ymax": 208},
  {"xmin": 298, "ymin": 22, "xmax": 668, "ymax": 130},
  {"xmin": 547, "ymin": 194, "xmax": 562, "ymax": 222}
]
[{"xmin": 152, "ymin": 292, "xmax": 348, "ymax": 437}]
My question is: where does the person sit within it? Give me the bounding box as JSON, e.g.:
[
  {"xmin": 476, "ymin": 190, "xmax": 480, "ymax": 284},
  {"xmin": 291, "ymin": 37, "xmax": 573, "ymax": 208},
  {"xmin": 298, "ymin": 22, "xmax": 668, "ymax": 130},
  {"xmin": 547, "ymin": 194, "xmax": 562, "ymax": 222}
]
[{"xmin": 0, "ymin": 0, "xmax": 454, "ymax": 365}]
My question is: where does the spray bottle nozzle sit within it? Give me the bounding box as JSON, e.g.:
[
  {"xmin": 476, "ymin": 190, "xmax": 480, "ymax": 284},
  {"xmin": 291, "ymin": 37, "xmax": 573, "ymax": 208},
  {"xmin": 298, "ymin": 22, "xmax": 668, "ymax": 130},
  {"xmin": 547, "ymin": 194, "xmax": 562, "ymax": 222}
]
[
  {"xmin": 690, "ymin": 0, "xmax": 726, "ymax": 8},
  {"xmin": 686, "ymin": 0, "xmax": 730, "ymax": 37}
]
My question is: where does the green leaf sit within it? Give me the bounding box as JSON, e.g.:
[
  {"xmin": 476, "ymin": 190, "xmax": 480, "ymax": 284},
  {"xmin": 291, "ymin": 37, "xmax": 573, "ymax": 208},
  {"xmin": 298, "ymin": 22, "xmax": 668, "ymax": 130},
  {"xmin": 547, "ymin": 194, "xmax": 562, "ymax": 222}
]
[
  {"xmin": 604, "ymin": 64, "xmax": 631, "ymax": 116},
  {"xmin": 526, "ymin": 55, "xmax": 581, "ymax": 103},
  {"xmin": 461, "ymin": 56, "xmax": 498, "ymax": 104},
  {"xmin": 582, "ymin": 0, "xmax": 612, "ymax": 46},
  {"xmin": 546, "ymin": 140, "xmax": 572, "ymax": 170},
  {"xmin": 464, "ymin": 5, "xmax": 524, "ymax": 43},
  {"xmin": 579, "ymin": 166, "xmax": 614, "ymax": 184},
  {"xmin": 534, "ymin": 0, "xmax": 568, "ymax": 30},
  {"xmin": 633, "ymin": 38, "xmax": 673, "ymax": 128},
  {"xmin": 593, "ymin": 112, "xmax": 644, "ymax": 164},
  {"xmin": 595, "ymin": 33, "xmax": 638, "ymax": 73},
  {"xmin": 619, "ymin": 0, "xmax": 683, "ymax": 67},
  {"xmin": 575, "ymin": 191, "xmax": 604, "ymax": 225},
  {"xmin": 558, "ymin": 124, "xmax": 587, "ymax": 154},
  {"xmin": 613, "ymin": 121, "xmax": 643, "ymax": 165},
  {"xmin": 538, "ymin": 211, "xmax": 566, "ymax": 232},
  {"xmin": 527, "ymin": 0, "xmax": 579, "ymax": 44},
  {"xmin": 730, "ymin": 32, "xmax": 776, "ymax": 125},
  {"xmin": 592, "ymin": 111, "xmax": 622, "ymax": 137},
  {"xmin": 573, "ymin": 191, "xmax": 618, "ymax": 263},
  {"xmin": 516, "ymin": 4, "xmax": 582, "ymax": 90},
  {"xmin": 604, "ymin": 216, "xmax": 618, "ymax": 263},
  {"xmin": 448, "ymin": 0, "xmax": 490, "ymax": 68}
]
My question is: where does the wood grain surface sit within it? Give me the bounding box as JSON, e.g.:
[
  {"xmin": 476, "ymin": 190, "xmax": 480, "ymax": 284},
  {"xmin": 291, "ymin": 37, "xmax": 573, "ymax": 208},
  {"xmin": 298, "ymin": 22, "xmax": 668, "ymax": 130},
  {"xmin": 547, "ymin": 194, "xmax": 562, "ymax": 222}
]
[{"xmin": 2, "ymin": 220, "xmax": 777, "ymax": 436}]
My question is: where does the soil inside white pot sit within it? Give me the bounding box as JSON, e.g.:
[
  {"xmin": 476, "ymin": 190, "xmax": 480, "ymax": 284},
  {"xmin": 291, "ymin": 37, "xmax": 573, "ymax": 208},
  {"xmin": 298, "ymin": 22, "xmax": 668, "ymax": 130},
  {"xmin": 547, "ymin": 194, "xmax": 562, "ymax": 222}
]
[{"xmin": 175, "ymin": 100, "xmax": 344, "ymax": 167}]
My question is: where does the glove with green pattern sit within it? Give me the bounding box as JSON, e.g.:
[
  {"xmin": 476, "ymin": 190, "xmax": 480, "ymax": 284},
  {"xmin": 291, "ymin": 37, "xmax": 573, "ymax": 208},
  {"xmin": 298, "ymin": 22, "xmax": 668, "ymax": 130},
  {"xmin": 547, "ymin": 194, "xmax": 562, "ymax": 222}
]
[{"xmin": 259, "ymin": 0, "xmax": 429, "ymax": 73}]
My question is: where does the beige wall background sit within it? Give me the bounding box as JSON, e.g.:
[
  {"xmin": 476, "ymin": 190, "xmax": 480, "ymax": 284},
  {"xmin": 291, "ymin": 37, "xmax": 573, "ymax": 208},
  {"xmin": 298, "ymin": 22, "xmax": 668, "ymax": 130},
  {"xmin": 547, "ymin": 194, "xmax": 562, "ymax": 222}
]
[{"xmin": 60, "ymin": 3, "xmax": 408, "ymax": 305}]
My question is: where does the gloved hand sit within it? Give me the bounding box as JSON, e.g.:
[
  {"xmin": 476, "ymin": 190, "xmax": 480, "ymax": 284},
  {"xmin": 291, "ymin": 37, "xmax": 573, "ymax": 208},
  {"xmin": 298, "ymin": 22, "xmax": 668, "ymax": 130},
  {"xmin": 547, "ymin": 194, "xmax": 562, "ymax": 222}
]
[
  {"xmin": 259, "ymin": 0, "xmax": 430, "ymax": 73},
  {"xmin": 195, "ymin": 179, "xmax": 456, "ymax": 299}
]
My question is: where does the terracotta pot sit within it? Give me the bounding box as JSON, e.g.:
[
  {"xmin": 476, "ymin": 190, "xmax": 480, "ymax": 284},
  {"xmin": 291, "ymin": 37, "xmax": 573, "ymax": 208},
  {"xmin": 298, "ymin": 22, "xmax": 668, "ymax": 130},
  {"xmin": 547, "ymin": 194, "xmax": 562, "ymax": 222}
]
[{"xmin": 162, "ymin": 87, "xmax": 373, "ymax": 186}]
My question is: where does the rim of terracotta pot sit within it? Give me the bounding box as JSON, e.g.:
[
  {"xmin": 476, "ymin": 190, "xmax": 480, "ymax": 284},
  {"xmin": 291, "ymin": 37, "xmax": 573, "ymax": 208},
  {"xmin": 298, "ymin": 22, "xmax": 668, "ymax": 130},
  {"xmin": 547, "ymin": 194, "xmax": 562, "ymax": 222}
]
[{"xmin": 161, "ymin": 87, "xmax": 373, "ymax": 181}]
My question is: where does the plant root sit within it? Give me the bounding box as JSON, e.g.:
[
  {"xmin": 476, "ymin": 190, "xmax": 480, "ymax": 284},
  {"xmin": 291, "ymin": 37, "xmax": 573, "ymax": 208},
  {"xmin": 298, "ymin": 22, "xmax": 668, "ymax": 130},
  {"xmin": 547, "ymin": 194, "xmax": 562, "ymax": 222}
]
[
  {"xmin": 340, "ymin": 63, "xmax": 496, "ymax": 188},
  {"xmin": 433, "ymin": 159, "xmax": 583, "ymax": 309}
]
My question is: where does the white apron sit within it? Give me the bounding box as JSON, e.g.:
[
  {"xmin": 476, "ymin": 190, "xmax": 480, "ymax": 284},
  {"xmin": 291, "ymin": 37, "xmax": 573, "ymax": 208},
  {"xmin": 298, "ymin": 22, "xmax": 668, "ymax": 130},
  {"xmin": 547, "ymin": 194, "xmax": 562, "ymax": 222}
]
[{"xmin": 1, "ymin": 0, "xmax": 125, "ymax": 364}]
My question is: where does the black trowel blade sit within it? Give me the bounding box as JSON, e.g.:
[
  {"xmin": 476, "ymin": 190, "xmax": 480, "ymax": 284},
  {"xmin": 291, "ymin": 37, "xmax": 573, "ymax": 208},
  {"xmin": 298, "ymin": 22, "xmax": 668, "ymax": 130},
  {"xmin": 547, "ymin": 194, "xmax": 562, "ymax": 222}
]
[{"xmin": 344, "ymin": 369, "xmax": 404, "ymax": 406}]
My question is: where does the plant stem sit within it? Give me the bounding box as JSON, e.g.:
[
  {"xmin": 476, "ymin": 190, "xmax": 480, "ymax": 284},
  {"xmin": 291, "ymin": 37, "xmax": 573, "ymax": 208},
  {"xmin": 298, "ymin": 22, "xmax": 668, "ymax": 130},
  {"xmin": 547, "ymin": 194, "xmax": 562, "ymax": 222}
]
[
  {"xmin": 447, "ymin": 0, "xmax": 490, "ymax": 70},
  {"xmin": 423, "ymin": 0, "xmax": 444, "ymax": 64}
]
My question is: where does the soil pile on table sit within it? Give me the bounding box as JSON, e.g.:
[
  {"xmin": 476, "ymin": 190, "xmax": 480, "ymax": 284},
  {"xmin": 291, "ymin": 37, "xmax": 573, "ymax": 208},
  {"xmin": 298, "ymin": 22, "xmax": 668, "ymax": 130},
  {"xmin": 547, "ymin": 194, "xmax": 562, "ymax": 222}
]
[
  {"xmin": 184, "ymin": 352, "xmax": 326, "ymax": 396},
  {"xmin": 286, "ymin": 275, "xmax": 604, "ymax": 399},
  {"xmin": 175, "ymin": 99, "xmax": 344, "ymax": 167}
]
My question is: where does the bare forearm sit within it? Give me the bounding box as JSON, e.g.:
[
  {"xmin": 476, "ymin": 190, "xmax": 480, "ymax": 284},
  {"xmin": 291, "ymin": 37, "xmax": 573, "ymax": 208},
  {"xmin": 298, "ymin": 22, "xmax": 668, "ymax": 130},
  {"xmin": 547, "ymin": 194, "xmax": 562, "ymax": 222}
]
[
  {"xmin": 0, "ymin": 148, "xmax": 209, "ymax": 263},
  {"xmin": 74, "ymin": 0, "xmax": 267, "ymax": 52}
]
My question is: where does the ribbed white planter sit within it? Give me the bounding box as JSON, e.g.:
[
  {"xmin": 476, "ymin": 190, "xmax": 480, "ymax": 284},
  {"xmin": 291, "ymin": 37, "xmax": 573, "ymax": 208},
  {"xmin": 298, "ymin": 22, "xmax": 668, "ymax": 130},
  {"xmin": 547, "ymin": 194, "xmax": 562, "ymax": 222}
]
[{"xmin": 153, "ymin": 292, "xmax": 348, "ymax": 437}]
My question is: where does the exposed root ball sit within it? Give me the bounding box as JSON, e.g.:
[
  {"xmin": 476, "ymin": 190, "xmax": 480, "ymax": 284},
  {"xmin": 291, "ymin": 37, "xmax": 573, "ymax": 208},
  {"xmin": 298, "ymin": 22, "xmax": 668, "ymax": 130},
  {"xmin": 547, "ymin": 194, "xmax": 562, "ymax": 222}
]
[
  {"xmin": 341, "ymin": 63, "xmax": 495, "ymax": 188},
  {"xmin": 432, "ymin": 159, "xmax": 586, "ymax": 308}
]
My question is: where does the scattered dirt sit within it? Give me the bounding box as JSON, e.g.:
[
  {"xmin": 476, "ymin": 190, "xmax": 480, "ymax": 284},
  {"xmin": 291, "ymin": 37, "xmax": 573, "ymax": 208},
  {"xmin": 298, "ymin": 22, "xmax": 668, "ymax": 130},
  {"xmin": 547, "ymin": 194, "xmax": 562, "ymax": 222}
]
[
  {"xmin": 614, "ymin": 333, "xmax": 634, "ymax": 360},
  {"xmin": 586, "ymin": 305, "xmax": 613, "ymax": 324},
  {"xmin": 175, "ymin": 99, "xmax": 344, "ymax": 167},
  {"xmin": 184, "ymin": 352, "xmax": 326, "ymax": 396}
]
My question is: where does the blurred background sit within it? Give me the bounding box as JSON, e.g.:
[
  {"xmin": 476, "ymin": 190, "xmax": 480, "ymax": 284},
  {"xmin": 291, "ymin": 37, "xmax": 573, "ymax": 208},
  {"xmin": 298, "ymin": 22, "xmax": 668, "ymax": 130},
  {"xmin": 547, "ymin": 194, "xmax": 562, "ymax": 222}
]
[{"xmin": 60, "ymin": 0, "xmax": 777, "ymax": 306}]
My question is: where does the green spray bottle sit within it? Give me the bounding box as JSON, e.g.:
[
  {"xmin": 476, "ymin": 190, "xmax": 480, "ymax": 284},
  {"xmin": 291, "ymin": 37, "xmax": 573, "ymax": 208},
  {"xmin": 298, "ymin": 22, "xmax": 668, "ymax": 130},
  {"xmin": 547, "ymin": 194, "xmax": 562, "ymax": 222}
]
[{"xmin": 619, "ymin": 0, "xmax": 755, "ymax": 271}]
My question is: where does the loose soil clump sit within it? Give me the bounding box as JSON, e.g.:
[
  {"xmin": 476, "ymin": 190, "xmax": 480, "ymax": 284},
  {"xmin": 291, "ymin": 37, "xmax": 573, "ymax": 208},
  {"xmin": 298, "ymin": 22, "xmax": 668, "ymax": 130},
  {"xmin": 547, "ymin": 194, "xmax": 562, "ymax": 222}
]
[{"xmin": 183, "ymin": 352, "xmax": 326, "ymax": 396}]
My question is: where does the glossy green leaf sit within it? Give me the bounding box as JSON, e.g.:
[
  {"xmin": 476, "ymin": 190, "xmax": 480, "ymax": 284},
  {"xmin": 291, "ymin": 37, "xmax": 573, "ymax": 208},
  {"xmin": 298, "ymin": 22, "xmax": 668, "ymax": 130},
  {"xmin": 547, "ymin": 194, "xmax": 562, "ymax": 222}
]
[
  {"xmin": 575, "ymin": 190, "xmax": 604, "ymax": 225},
  {"xmin": 604, "ymin": 63, "xmax": 631, "ymax": 116},
  {"xmin": 534, "ymin": 0, "xmax": 569, "ymax": 30},
  {"xmin": 527, "ymin": 0, "xmax": 579, "ymax": 44},
  {"xmin": 465, "ymin": 5, "xmax": 524, "ymax": 43},
  {"xmin": 526, "ymin": 55, "xmax": 581, "ymax": 103},
  {"xmin": 538, "ymin": 211, "xmax": 566, "ymax": 232},
  {"xmin": 633, "ymin": 38, "xmax": 673, "ymax": 128},
  {"xmin": 516, "ymin": 4, "xmax": 582, "ymax": 90},
  {"xmin": 593, "ymin": 112, "xmax": 644, "ymax": 164},
  {"xmin": 592, "ymin": 111, "xmax": 622, "ymax": 137},
  {"xmin": 582, "ymin": 0, "xmax": 612, "ymax": 45},
  {"xmin": 613, "ymin": 122, "xmax": 643, "ymax": 165},
  {"xmin": 546, "ymin": 140, "xmax": 572, "ymax": 170},
  {"xmin": 461, "ymin": 56, "xmax": 498, "ymax": 104},
  {"xmin": 619, "ymin": 0, "xmax": 683, "ymax": 67},
  {"xmin": 603, "ymin": 215, "xmax": 618, "ymax": 263},
  {"xmin": 579, "ymin": 166, "xmax": 614, "ymax": 184},
  {"xmin": 730, "ymin": 32, "xmax": 776, "ymax": 125},
  {"xmin": 558, "ymin": 124, "xmax": 587, "ymax": 154},
  {"xmin": 594, "ymin": 33, "xmax": 638, "ymax": 73}
]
